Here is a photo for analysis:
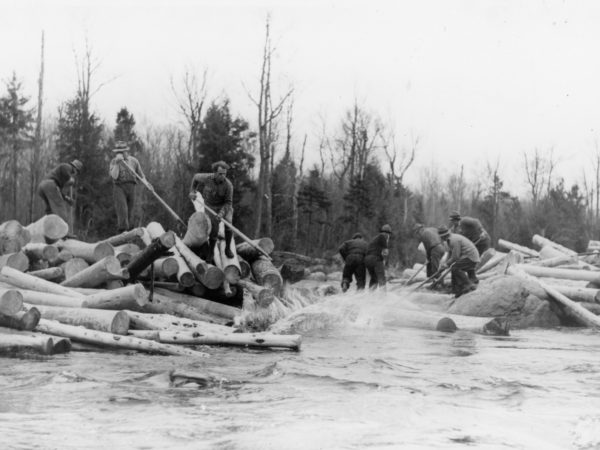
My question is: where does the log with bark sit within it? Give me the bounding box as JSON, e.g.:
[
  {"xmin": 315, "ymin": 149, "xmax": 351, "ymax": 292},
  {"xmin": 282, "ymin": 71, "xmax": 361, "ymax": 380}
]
[
  {"xmin": 35, "ymin": 319, "xmax": 208, "ymax": 357},
  {"xmin": 125, "ymin": 230, "xmax": 175, "ymax": 280},
  {"xmin": 251, "ymin": 256, "xmax": 283, "ymax": 295},
  {"xmin": 23, "ymin": 243, "xmax": 59, "ymax": 263},
  {"xmin": 61, "ymin": 256, "xmax": 128, "ymax": 288},
  {"xmin": 25, "ymin": 214, "xmax": 68, "ymax": 243},
  {"xmin": 0, "ymin": 307, "xmax": 41, "ymax": 331},
  {"xmin": 81, "ymin": 284, "xmax": 149, "ymax": 310},
  {"xmin": 125, "ymin": 310, "xmax": 235, "ymax": 334},
  {"xmin": 153, "ymin": 287, "xmax": 240, "ymax": 320},
  {"xmin": 0, "ymin": 220, "xmax": 31, "ymax": 254},
  {"xmin": 236, "ymin": 279, "xmax": 274, "ymax": 307},
  {"xmin": 236, "ymin": 238, "xmax": 275, "ymax": 263},
  {"xmin": 28, "ymin": 266, "xmax": 65, "ymax": 281},
  {"xmin": 30, "ymin": 305, "xmax": 130, "ymax": 335},
  {"xmin": 0, "ymin": 251, "xmax": 29, "ymax": 272},
  {"xmin": 101, "ymin": 228, "xmax": 145, "ymax": 247},
  {"xmin": 57, "ymin": 239, "xmax": 115, "ymax": 264}
]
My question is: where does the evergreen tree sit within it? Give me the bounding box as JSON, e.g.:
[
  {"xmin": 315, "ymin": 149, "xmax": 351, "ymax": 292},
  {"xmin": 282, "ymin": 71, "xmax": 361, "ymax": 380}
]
[{"xmin": 298, "ymin": 168, "xmax": 331, "ymax": 255}]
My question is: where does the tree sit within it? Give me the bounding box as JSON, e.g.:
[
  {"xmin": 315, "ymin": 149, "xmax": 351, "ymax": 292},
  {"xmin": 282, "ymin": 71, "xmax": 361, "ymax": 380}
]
[{"xmin": 298, "ymin": 168, "xmax": 331, "ymax": 255}]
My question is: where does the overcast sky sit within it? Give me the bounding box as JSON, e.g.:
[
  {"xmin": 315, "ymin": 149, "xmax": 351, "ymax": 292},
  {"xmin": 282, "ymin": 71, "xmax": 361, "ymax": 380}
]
[{"xmin": 4, "ymin": 0, "xmax": 600, "ymax": 193}]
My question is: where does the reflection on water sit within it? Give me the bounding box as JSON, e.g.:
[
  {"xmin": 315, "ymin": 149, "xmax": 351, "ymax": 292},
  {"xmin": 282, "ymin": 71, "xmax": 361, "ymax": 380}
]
[{"xmin": 1, "ymin": 291, "xmax": 600, "ymax": 449}]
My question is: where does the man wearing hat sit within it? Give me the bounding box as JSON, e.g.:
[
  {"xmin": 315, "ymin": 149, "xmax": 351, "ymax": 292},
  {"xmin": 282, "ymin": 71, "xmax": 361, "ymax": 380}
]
[
  {"xmin": 437, "ymin": 225, "xmax": 480, "ymax": 297},
  {"xmin": 413, "ymin": 223, "xmax": 445, "ymax": 278},
  {"xmin": 364, "ymin": 224, "xmax": 392, "ymax": 289},
  {"xmin": 448, "ymin": 211, "xmax": 491, "ymax": 256},
  {"xmin": 109, "ymin": 141, "xmax": 151, "ymax": 232},
  {"xmin": 338, "ymin": 232, "xmax": 368, "ymax": 292},
  {"xmin": 37, "ymin": 159, "xmax": 83, "ymax": 231}
]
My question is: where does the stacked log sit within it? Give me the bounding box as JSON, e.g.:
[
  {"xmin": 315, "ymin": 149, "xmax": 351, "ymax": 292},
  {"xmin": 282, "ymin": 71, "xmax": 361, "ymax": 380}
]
[
  {"xmin": 61, "ymin": 256, "xmax": 127, "ymax": 288},
  {"xmin": 58, "ymin": 239, "xmax": 115, "ymax": 264},
  {"xmin": 25, "ymin": 215, "xmax": 68, "ymax": 243},
  {"xmin": 0, "ymin": 252, "xmax": 29, "ymax": 272},
  {"xmin": 251, "ymin": 256, "xmax": 283, "ymax": 296},
  {"xmin": 0, "ymin": 220, "xmax": 31, "ymax": 253}
]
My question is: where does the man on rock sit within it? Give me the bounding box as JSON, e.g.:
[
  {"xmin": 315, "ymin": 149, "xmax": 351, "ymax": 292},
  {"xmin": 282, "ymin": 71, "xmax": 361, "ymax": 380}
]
[
  {"xmin": 109, "ymin": 141, "xmax": 152, "ymax": 232},
  {"xmin": 190, "ymin": 161, "xmax": 235, "ymax": 262},
  {"xmin": 37, "ymin": 159, "xmax": 83, "ymax": 233},
  {"xmin": 448, "ymin": 211, "xmax": 491, "ymax": 256},
  {"xmin": 338, "ymin": 232, "xmax": 368, "ymax": 292},
  {"xmin": 413, "ymin": 223, "xmax": 445, "ymax": 278},
  {"xmin": 438, "ymin": 225, "xmax": 480, "ymax": 297},
  {"xmin": 364, "ymin": 224, "xmax": 392, "ymax": 289}
]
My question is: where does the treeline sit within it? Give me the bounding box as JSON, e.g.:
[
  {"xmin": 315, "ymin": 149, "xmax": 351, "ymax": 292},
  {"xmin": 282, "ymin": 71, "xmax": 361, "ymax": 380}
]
[{"xmin": 2, "ymin": 32, "xmax": 600, "ymax": 268}]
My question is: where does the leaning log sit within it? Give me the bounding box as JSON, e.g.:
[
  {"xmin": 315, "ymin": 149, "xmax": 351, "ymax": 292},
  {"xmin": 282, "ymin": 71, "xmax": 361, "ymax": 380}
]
[
  {"xmin": 0, "ymin": 308, "xmax": 41, "ymax": 331},
  {"xmin": 125, "ymin": 310, "xmax": 234, "ymax": 334},
  {"xmin": 497, "ymin": 239, "xmax": 539, "ymax": 258},
  {"xmin": 238, "ymin": 257, "xmax": 251, "ymax": 279},
  {"xmin": 82, "ymin": 284, "xmax": 149, "ymax": 310},
  {"xmin": 477, "ymin": 251, "xmax": 508, "ymax": 274},
  {"xmin": 23, "ymin": 243, "xmax": 59, "ymax": 263},
  {"xmin": 101, "ymin": 228, "xmax": 145, "ymax": 247},
  {"xmin": 28, "ymin": 266, "xmax": 65, "ymax": 281},
  {"xmin": 126, "ymin": 229, "xmax": 175, "ymax": 280},
  {"xmin": 58, "ymin": 239, "xmax": 115, "ymax": 264},
  {"xmin": 114, "ymin": 243, "xmax": 141, "ymax": 266},
  {"xmin": 62, "ymin": 257, "xmax": 89, "ymax": 280},
  {"xmin": 0, "ymin": 287, "xmax": 24, "ymax": 315},
  {"xmin": 153, "ymin": 287, "xmax": 239, "ymax": 320},
  {"xmin": 236, "ymin": 238, "xmax": 275, "ymax": 263},
  {"xmin": 218, "ymin": 239, "xmax": 241, "ymax": 284},
  {"xmin": 516, "ymin": 265, "xmax": 600, "ymax": 284},
  {"xmin": 25, "ymin": 214, "xmax": 68, "ymax": 243},
  {"xmin": 251, "ymin": 256, "xmax": 283, "ymax": 295},
  {"xmin": 61, "ymin": 256, "xmax": 127, "ymax": 288},
  {"xmin": 35, "ymin": 319, "xmax": 207, "ymax": 357},
  {"xmin": 0, "ymin": 266, "xmax": 84, "ymax": 299},
  {"xmin": 16, "ymin": 289, "xmax": 84, "ymax": 308},
  {"xmin": 236, "ymin": 279, "xmax": 274, "ymax": 307},
  {"xmin": 142, "ymin": 291, "xmax": 229, "ymax": 324},
  {"xmin": 182, "ymin": 211, "xmax": 211, "ymax": 249},
  {"xmin": 544, "ymin": 284, "xmax": 600, "ymax": 303},
  {"xmin": 154, "ymin": 330, "xmax": 301, "ymax": 350},
  {"xmin": 0, "ymin": 252, "xmax": 29, "ymax": 272},
  {"xmin": 0, "ymin": 220, "xmax": 31, "ymax": 254},
  {"xmin": 0, "ymin": 332, "xmax": 53, "ymax": 355},
  {"xmin": 152, "ymin": 257, "xmax": 179, "ymax": 279},
  {"xmin": 175, "ymin": 236, "xmax": 223, "ymax": 289},
  {"xmin": 31, "ymin": 305, "xmax": 130, "ymax": 335},
  {"xmin": 48, "ymin": 249, "xmax": 73, "ymax": 267},
  {"xmin": 146, "ymin": 223, "xmax": 194, "ymax": 287}
]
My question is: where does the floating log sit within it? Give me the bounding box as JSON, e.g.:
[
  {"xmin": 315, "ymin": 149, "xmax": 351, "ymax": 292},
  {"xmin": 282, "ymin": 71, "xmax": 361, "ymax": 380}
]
[
  {"xmin": 497, "ymin": 239, "xmax": 539, "ymax": 258},
  {"xmin": 101, "ymin": 228, "xmax": 145, "ymax": 247},
  {"xmin": 0, "ymin": 332, "xmax": 53, "ymax": 355},
  {"xmin": 126, "ymin": 229, "xmax": 175, "ymax": 280},
  {"xmin": 0, "ymin": 252, "xmax": 29, "ymax": 272},
  {"xmin": 251, "ymin": 256, "xmax": 283, "ymax": 295},
  {"xmin": 125, "ymin": 310, "xmax": 234, "ymax": 334},
  {"xmin": 146, "ymin": 223, "xmax": 194, "ymax": 287},
  {"xmin": 25, "ymin": 214, "xmax": 68, "ymax": 243},
  {"xmin": 31, "ymin": 305, "xmax": 130, "ymax": 335},
  {"xmin": 82, "ymin": 284, "xmax": 149, "ymax": 310},
  {"xmin": 236, "ymin": 279, "xmax": 274, "ymax": 307},
  {"xmin": 0, "ymin": 288, "xmax": 24, "ymax": 315},
  {"xmin": 153, "ymin": 287, "xmax": 239, "ymax": 320},
  {"xmin": 236, "ymin": 238, "xmax": 275, "ymax": 263},
  {"xmin": 152, "ymin": 257, "xmax": 179, "ymax": 279},
  {"xmin": 0, "ymin": 266, "xmax": 84, "ymax": 299},
  {"xmin": 61, "ymin": 256, "xmax": 127, "ymax": 288},
  {"xmin": 544, "ymin": 284, "xmax": 600, "ymax": 303},
  {"xmin": 182, "ymin": 211, "xmax": 211, "ymax": 249},
  {"xmin": 142, "ymin": 291, "xmax": 229, "ymax": 323},
  {"xmin": 35, "ymin": 319, "xmax": 207, "ymax": 357},
  {"xmin": 23, "ymin": 243, "xmax": 59, "ymax": 263},
  {"xmin": 28, "ymin": 266, "xmax": 65, "ymax": 281},
  {"xmin": 58, "ymin": 239, "xmax": 115, "ymax": 264},
  {"xmin": 0, "ymin": 220, "xmax": 31, "ymax": 254},
  {"xmin": 516, "ymin": 264, "xmax": 600, "ymax": 284},
  {"xmin": 0, "ymin": 327, "xmax": 71, "ymax": 354},
  {"xmin": 0, "ymin": 307, "xmax": 41, "ymax": 331},
  {"xmin": 152, "ymin": 330, "xmax": 301, "ymax": 350},
  {"xmin": 16, "ymin": 289, "xmax": 84, "ymax": 308},
  {"xmin": 62, "ymin": 257, "xmax": 89, "ymax": 280},
  {"xmin": 218, "ymin": 239, "xmax": 241, "ymax": 284}
]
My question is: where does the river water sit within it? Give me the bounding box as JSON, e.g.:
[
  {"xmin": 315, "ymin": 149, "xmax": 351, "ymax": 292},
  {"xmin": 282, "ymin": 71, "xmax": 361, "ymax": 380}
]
[{"xmin": 1, "ymin": 289, "xmax": 600, "ymax": 450}]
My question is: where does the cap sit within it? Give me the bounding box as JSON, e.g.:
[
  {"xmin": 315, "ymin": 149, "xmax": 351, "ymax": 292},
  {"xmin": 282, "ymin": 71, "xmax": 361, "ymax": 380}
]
[
  {"xmin": 112, "ymin": 141, "xmax": 130, "ymax": 153},
  {"xmin": 412, "ymin": 223, "xmax": 424, "ymax": 234},
  {"xmin": 438, "ymin": 225, "xmax": 450, "ymax": 239},
  {"xmin": 70, "ymin": 159, "xmax": 83, "ymax": 172},
  {"xmin": 352, "ymin": 232, "xmax": 363, "ymax": 239},
  {"xmin": 449, "ymin": 211, "xmax": 461, "ymax": 221},
  {"xmin": 380, "ymin": 224, "xmax": 392, "ymax": 234}
]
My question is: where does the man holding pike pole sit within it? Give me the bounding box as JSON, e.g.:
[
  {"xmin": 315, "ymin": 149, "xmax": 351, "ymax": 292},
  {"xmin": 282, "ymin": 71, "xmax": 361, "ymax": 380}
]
[
  {"xmin": 189, "ymin": 161, "xmax": 235, "ymax": 262},
  {"xmin": 437, "ymin": 225, "xmax": 480, "ymax": 298},
  {"xmin": 449, "ymin": 211, "xmax": 491, "ymax": 256},
  {"xmin": 412, "ymin": 223, "xmax": 445, "ymax": 279}
]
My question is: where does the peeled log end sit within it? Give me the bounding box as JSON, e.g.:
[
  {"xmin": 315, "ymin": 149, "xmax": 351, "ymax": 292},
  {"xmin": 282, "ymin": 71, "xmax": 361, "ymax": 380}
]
[
  {"xmin": 0, "ymin": 290, "xmax": 24, "ymax": 316},
  {"xmin": 18, "ymin": 308, "xmax": 42, "ymax": 331},
  {"xmin": 51, "ymin": 337, "xmax": 72, "ymax": 354},
  {"xmin": 201, "ymin": 266, "xmax": 225, "ymax": 290},
  {"xmin": 0, "ymin": 252, "xmax": 29, "ymax": 272},
  {"xmin": 42, "ymin": 215, "xmax": 69, "ymax": 241},
  {"xmin": 93, "ymin": 242, "xmax": 115, "ymax": 262},
  {"xmin": 111, "ymin": 310, "xmax": 131, "ymax": 335},
  {"xmin": 256, "ymin": 289, "xmax": 275, "ymax": 308},
  {"xmin": 482, "ymin": 318, "xmax": 511, "ymax": 336}
]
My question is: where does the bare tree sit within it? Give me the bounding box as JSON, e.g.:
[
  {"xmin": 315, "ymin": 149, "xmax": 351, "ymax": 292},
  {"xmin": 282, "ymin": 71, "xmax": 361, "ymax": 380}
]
[
  {"xmin": 29, "ymin": 31, "xmax": 44, "ymax": 223},
  {"xmin": 523, "ymin": 147, "xmax": 556, "ymax": 206},
  {"xmin": 382, "ymin": 129, "xmax": 417, "ymax": 188}
]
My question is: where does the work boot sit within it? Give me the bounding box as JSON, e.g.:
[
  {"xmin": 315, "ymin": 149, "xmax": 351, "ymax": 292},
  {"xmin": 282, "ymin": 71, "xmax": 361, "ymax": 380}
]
[
  {"xmin": 224, "ymin": 228, "xmax": 234, "ymax": 259},
  {"xmin": 341, "ymin": 280, "xmax": 350, "ymax": 293},
  {"xmin": 207, "ymin": 239, "xmax": 217, "ymax": 264}
]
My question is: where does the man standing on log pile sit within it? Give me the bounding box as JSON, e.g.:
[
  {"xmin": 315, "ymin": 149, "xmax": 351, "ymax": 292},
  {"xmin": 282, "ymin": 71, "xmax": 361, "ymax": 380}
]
[
  {"xmin": 338, "ymin": 232, "xmax": 367, "ymax": 292},
  {"xmin": 438, "ymin": 225, "xmax": 480, "ymax": 297},
  {"xmin": 37, "ymin": 159, "xmax": 83, "ymax": 233},
  {"xmin": 190, "ymin": 161, "xmax": 234, "ymax": 262},
  {"xmin": 109, "ymin": 141, "xmax": 152, "ymax": 232},
  {"xmin": 448, "ymin": 211, "xmax": 491, "ymax": 256},
  {"xmin": 413, "ymin": 223, "xmax": 445, "ymax": 278},
  {"xmin": 365, "ymin": 224, "xmax": 392, "ymax": 289}
]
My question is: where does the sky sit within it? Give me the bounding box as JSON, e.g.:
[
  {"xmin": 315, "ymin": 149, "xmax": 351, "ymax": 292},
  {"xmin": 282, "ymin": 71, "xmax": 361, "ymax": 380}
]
[{"xmin": 3, "ymin": 0, "xmax": 600, "ymax": 195}]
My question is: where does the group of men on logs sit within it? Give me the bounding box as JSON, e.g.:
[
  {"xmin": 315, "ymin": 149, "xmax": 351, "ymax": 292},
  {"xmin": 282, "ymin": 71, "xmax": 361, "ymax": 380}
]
[
  {"xmin": 37, "ymin": 141, "xmax": 235, "ymax": 264},
  {"xmin": 338, "ymin": 211, "xmax": 492, "ymax": 298}
]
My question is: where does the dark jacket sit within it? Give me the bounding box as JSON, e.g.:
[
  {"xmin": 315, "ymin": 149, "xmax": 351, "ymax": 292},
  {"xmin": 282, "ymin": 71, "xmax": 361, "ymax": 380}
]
[
  {"xmin": 418, "ymin": 227, "xmax": 442, "ymax": 254},
  {"xmin": 190, "ymin": 173, "xmax": 234, "ymax": 216},
  {"xmin": 339, "ymin": 238, "xmax": 368, "ymax": 260},
  {"xmin": 47, "ymin": 163, "xmax": 76, "ymax": 189},
  {"xmin": 366, "ymin": 233, "xmax": 390, "ymax": 260},
  {"xmin": 459, "ymin": 216, "xmax": 485, "ymax": 242}
]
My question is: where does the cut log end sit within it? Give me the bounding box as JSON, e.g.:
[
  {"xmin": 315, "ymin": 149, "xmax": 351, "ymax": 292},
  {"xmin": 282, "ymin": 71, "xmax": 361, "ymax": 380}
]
[
  {"xmin": 0, "ymin": 290, "xmax": 24, "ymax": 316},
  {"xmin": 224, "ymin": 266, "xmax": 241, "ymax": 284},
  {"xmin": 159, "ymin": 231, "xmax": 176, "ymax": 249},
  {"xmin": 178, "ymin": 272, "xmax": 196, "ymax": 288},
  {"xmin": 93, "ymin": 242, "xmax": 115, "ymax": 261},
  {"xmin": 201, "ymin": 266, "xmax": 225, "ymax": 290},
  {"xmin": 111, "ymin": 310, "xmax": 131, "ymax": 335},
  {"xmin": 256, "ymin": 289, "xmax": 275, "ymax": 308},
  {"xmin": 161, "ymin": 257, "xmax": 179, "ymax": 278}
]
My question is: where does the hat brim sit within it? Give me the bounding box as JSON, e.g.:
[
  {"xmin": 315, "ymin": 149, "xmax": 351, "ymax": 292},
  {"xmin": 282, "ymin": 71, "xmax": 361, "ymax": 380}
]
[{"xmin": 113, "ymin": 147, "xmax": 129, "ymax": 153}]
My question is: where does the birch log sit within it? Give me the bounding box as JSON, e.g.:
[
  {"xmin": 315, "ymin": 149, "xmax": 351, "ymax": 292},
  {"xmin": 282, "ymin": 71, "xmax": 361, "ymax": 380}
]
[
  {"xmin": 28, "ymin": 266, "xmax": 65, "ymax": 281},
  {"xmin": 25, "ymin": 214, "xmax": 68, "ymax": 243},
  {"xmin": 61, "ymin": 256, "xmax": 127, "ymax": 288},
  {"xmin": 236, "ymin": 279, "xmax": 274, "ymax": 307},
  {"xmin": 17, "ymin": 289, "xmax": 84, "ymax": 308},
  {"xmin": 153, "ymin": 330, "xmax": 301, "ymax": 350},
  {"xmin": 31, "ymin": 305, "xmax": 130, "ymax": 334},
  {"xmin": 0, "ymin": 252, "xmax": 29, "ymax": 272},
  {"xmin": 82, "ymin": 283, "xmax": 149, "ymax": 310},
  {"xmin": 125, "ymin": 310, "xmax": 234, "ymax": 334},
  {"xmin": 101, "ymin": 228, "xmax": 145, "ymax": 247},
  {"xmin": 58, "ymin": 239, "xmax": 115, "ymax": 264},
  {"xmin": 0, "ymin": 266, "xmax": 84, "ymax": 299},
  {"xmin": 0, "ymin": 220, "xmax": 31, "ymax": 254}
]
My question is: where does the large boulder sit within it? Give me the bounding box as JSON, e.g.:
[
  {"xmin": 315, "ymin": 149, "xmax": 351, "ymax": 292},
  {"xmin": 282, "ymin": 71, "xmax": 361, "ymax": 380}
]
[{"xmin": 447, "ymin": 274, "xmax": 561, "ymax": 328}]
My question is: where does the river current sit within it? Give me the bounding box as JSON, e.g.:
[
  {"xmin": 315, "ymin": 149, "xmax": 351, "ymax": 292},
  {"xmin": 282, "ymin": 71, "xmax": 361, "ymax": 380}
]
[{"xmin": 1, "ymin": 289, "xmax": 600, "ymax": 450}]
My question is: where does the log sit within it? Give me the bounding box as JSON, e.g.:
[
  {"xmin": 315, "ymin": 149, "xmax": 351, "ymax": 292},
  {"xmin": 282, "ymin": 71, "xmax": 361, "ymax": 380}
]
[
  {"xmin": 125, "ymin": 310, "xmax": 234, "ymax": 334},
  {"xmin": 153, "ymin": 287, "xmax": 240, "ymax": 320},
  {"xmin": 105, "ymin": 280, "xmax": 125, "ymax": 290},
  {"xmin": 587, "ymin": 240, "xmax": 600, "ymax": 252},
  {"xmin": 35, "ymin": 319, "xmax": 207, "ymax": 357},
  {"xmin": 497, "ymin": 239, "xmax": 539, "ymax": 258},
  {"xmin": 23, "ymin": 243, "xmax": 59, "ymax": 262},
  {"xmin": 279, "ymin": 261, "xmax": 307, "ymax": 283},
  {"xmin": 48, "ymin": 249, "xmax": 73, "ymax": 266},
  {"xmin": 153, "ymin": 330, "xmax": 301, "ymax": 350},
  {"xmin": 251, "ymin": 256, "xmax": 283, "ymax": 295},
  {"xmin": 0, "ymin": 251, "xmax": 29, "ymax": 272},
  {"xmin": 238, "ymin": 257, "xmax": 251, "ymax": 279},
  {"xmin": 544, "ymin": 285, "xmax": 600, "ymax": 303},
  {"xmin": 528, "ymin": 254, "xmax": 578, "ymax": 268},
  {"xmin": 0, "ymin": 307, "xmax": 41, "ymax": 331},
  {"xmin": 25, "ymin": 214, "xmax": 68, "ymax": 243},
  {"xmin": 57, "ymin": 239, "xmax": 115, "ymax": 264},
  {"xmin": 128, "ymin": 330, "xmax": 160, "ymax": 341},
  {"xmin": 31, "ymin": 305, "xmax": 130, "ymax": 334},
  {"xmin": 532, "ymin": 234, "xmax": 577, "ymax": 255},
  {"xmin": 218, "ymin": 238, "xmax": 241, "ymax": 284},
  {"xmin": 477, "ymin": 251, "xmax": 508, "ymax": 274},
  {"xmin": 153, "ymin": 256, "xmax": 179, "ymax": 279},
  {"xmin": 0, "ymin": 287, "xmax": 24, "ymax": 315},
  {"xmin": 236, "ymin": 279, "xmax": 274, "ymax": 307},
  {"xmin": 142, "ymin": 291, "xmax": 230, "ymax": 324},
  {"xmin": 506, "ymin": 260, "xmax": 600, "ymax": 328},
  {"xmin": 16, "ymin": 289, "xmax": 84, "ymax": 308},
  {"xmin": 0, "ymin": 220, "xmax": 31, "ymax": 254},
  {"xmin": 516, "ymin": 264, "xmax": 600, "ymax": 284},
  {"xmin": 0, "ymin": 266, "xmax": 84, "ymax": 298},
  {"xmin": 236, "ymin": 238, "xmax": 275, "ymax": 263},
  {"xmin": 0, "ymin": 327, "xmax": 71, "ymax": 354},
  {"xmin": 62, "ymin": 257, "xmax": 89, "ymax": 279},
  {"xmin": 61, "ymin": 256, "xmax": 127, "ymax": 288},
  {"xmin": 146, "ymin": 223, "xmax": 194, "ymax": 287},
  {"xmin": 182, "ymin": 211, "xmax": 211, "ymax": 249},
  {"xmin": 28, "ymin": 266, "xmax": 65, "ymax": 281},
  {"xmin": 101, "ymin": 228, "xmax": 145, "ymax": 247},
  {"xmin": 114, "ymin": 243, "xmax": 141, "ymax": 266},
  {"xmin": 82, "ymin": 284, "xmax": 149, "ymax": 310},
  {"xmin": 188, "ymin": 282, "xmax": 207, "ymax": 298},
  {"xmin": 126, "ymin": 229, "xmax": 175, "ymax": 280},
  {"xmin": 0, "ymin": 332, "xmax": 53, "ymax": 355}
]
